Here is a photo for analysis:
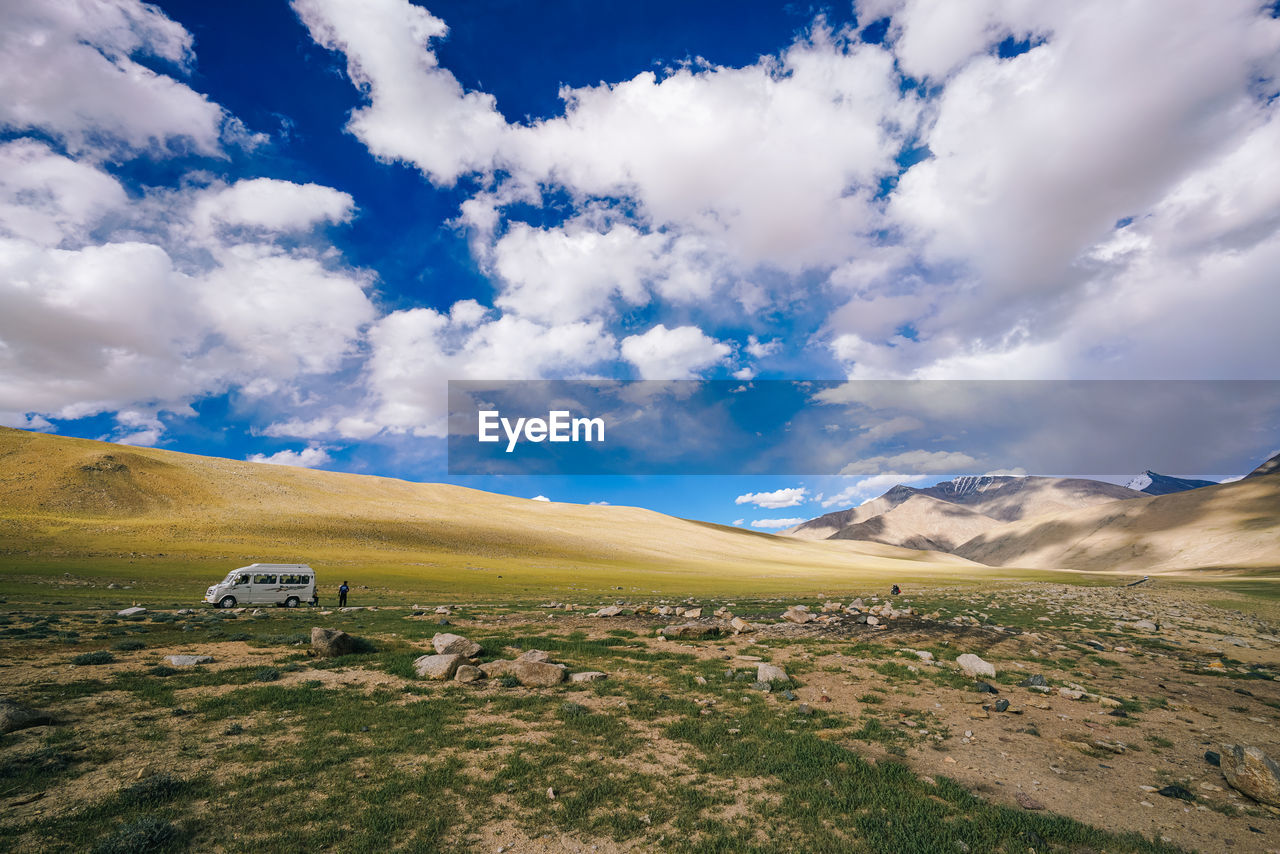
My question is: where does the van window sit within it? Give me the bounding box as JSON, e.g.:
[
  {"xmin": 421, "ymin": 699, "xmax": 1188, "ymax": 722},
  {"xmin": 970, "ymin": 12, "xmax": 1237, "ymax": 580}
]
[
  {"xmin": 235, "ymin": 574, "xmax": 249, "ymax": 585},
  {"xmin": 253, "ymin": 574, "xmax": 277, "ymax": 585},
  {"xmin": 280, "ymin": 574, "xmax": 310, "ymax": 585}
]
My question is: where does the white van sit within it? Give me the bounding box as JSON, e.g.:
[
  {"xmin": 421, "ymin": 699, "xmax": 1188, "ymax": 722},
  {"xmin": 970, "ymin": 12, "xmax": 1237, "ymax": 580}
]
[{"xmin": 204, "ymin": 563, "xmax": 317, "ymax": 609}]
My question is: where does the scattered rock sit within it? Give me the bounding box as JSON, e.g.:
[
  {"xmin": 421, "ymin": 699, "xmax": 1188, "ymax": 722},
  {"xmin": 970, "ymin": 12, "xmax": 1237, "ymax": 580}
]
[
  {"xmin": 957, "ymin": 653, "xmax": 995, "ymax": 678},
  {"xmin": 432, "ymin": 633, "xmax": 481, "ymax": 657},
  {"xmin": 593, "ymin": 605, "xmax": 622, "ymax": 618},
  {"xmin": 570, "ymin": 671, "xmax": 608, "ymax": 683},
  {"xmin": 683, "ymin": 608, "xmax": 702, "ymax": 619},
  {"xmin": 311, "ymin": 627, "xmax": 357, "ymax": 658},
  {"xmin": 1058, "ymin": 688, "xmax": 1085, "ymax": 701},
  {"xmin": 116, "ymin": 606, "xmax": 146, "ymax": 617},
  {"xmin": 414, "ymin": 653, "xmax": 464, "ymax": 680},
  {"xmin": 781, "ymin": 606, "xmax": 815, "ymax": 624},
  {"xmin": 1205, "ymin": 750, "xmax": 1222, "ymax": 767},
  {"xmin": 1221, "ymin": 744, "xmax": 1280, "ymax": 806},
  {"xmin": 660, "ymin": 623, "xmax": 720, "ymax": 639},
  {"xmin": 757, "ymin": 663, "xmax": 789, "ymax": 684},
  {"xmin": 994, "ymin": 699, "xmax": 1010, "ymax": 713},
  {"xmin": 975, "ymin": 681, "xmax": 999, "ymax": 694},
  {"xmin": 454, "ymin": 665, "xmax": 483, "ymax": 683},
  {"xmin": 1018, "ymin": 674, "xmax": 1048, "ymax": 688},
  {"xmin": 513, "ymin": 659, "xmax": 567, "ymax": 687},
  {"xmin": 1157, "ymin": 784, "xmax": 1194, "ymax": 802},
  {"xmin": 730, "ymin": 617, "xmax": 754, "ymax": 634},
  {"xmin": 479, "ymin": 660, "xmax": 517, "ymax": 678},
  {"xmin": 165, "ymin": 655, "xmax": 213, "ymax": 667},
  {"xmin": 0, "ymin": 698, "xmax": 53, "ymax": 733},
  {"xmin": 1015, "ymin": 791, "xmax": 1045, "ymax": 810},
  {"xmin": 517, "ymin": 649, "xmax": 550, "ymax": 662}
]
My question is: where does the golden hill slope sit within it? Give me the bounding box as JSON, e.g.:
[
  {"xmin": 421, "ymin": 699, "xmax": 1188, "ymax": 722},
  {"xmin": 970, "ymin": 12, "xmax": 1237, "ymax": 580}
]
[
  {"xmin": 953, "ymin": 473, "xmax": 1280, "ymax": 574},
  {"xmin": 0, "ymin": 427, "xmax": 977, "ymax": 590}
]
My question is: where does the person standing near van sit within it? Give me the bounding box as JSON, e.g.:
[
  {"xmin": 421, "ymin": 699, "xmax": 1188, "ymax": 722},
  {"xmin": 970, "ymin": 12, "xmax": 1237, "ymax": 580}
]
[{"xmin": 338, "ymin": 581, "xmax": 349, "ymax": 607}]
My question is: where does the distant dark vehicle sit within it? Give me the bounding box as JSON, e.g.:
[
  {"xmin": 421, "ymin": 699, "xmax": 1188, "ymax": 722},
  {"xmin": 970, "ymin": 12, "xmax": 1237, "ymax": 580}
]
[{"xmin": 891, "ymin": 584, "xmax": 900, "ymax": 596}]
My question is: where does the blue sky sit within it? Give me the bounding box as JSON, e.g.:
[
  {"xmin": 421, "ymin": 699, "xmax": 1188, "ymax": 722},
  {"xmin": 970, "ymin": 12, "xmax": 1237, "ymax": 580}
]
[{"xmin": 1, "ymin": 1, "xmax": 1278, "ymax": 527}]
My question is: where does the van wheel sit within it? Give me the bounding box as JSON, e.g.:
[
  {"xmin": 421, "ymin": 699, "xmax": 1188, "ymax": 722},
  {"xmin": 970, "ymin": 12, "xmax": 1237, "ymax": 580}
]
[
  {"xmin": 285, "ymin": 597, "xmax": 300, "ymax": 609},
  {"xmin": 219, "ymin": 596, "xmax": 237, "ymax": 609}
]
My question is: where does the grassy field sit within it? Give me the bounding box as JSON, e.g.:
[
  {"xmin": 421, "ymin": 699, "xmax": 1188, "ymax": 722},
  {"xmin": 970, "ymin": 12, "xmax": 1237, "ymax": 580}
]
[{"xmin": 2, "ymin": 599, "xmax": 1230, "ymax": 854}]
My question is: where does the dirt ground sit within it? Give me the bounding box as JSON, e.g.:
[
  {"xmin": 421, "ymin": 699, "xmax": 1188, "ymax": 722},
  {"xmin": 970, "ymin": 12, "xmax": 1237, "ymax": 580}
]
[{"xmin": 3, "ymin": 582, "xmax": 1279, "ymax": 853}]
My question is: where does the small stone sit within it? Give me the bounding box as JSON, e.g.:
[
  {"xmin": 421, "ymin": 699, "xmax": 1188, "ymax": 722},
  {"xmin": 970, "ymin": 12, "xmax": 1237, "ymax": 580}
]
[
  {"xmin": 116, "ymin": 606, "xmax": 146, "ymax": 617},
  {"xmin": 957, "ymin": 654, "xmax": 995, "ymax": 678},
  {"xmin": 414, "ymin": 653, "xmax": 463, "ymax": 680},
  {"xmin": 781, "ymin": 690, "xmax": 797, "ymax": 701},
  {"xmin": 1205, "ymin": 750, "xmax": 1222, "ymax": 767},
  {"xmin": 432, "ymin": 633, "xmax": 481, "ymax": 657},
  {"xmin": 994, "ymin": 699, "xmax": 1010, "ymax": 713},
  {"xmin": 660, "ymin": 623, "xmax": 720, "ymax": 639},
  {"xmin": 1015, "ymin": 791, "xmax": 1045, "ymax": 810},
  {"xmin": 757, "ymin": 663, "xmax": 789, "ymax": 684},
  {"xmin": 517, "ymin": 649, "xmax": 550, "ymax": 662},
  {"xmin": 165, "ymin": 654, "xmax": 213, "ymax": 667},
  {"xmin": 311, "ymin": 627, "xmax": 357, "ymax": 658},
  {"xmin": 454, "ymin": 665, "xmax": 483, "ymax": 683},
  {"xmin": 513, "ymin": 659, "xmax": 566, "ymax": 687},
  {"xmin": 570, "ymin": 671, "xmax": 608, "ymax": 683},
  {"xmin": 694, "ymin": 675, "xmax": 708, "ymax": 685},
  {"xmin": 1018, "ymin": 674, "xmax": 1048, "ymax": 688},
  {"xmin": 975, "ymin": 681, "xmax": 999, "ymax": 694},
  {"xmin": 547, "ymin": 787, "xmax": 556, "ymax": 800},
  {"xmin": 0, "ymin": 698, "xmax": 53, "ymax": 733},
  {"xmin": 782, "ymin": 607, "xmax": 815, "ymax": 624},
  {"xmin": 1058, "ymin": 688, "xmax": 1085, "ymax": 700},
  {"xmin": 683, "ymin": 608, "xmax": 702, "ymax": 619},
  {"xmin": 593, "ymin": 605, "xmax": 622, "ymax": 618},
  {"xmin": 730, "ymin": 617, "xmax": 754, "ymax": 634},
  {"xmin": 1157, "ymin": 784, "xmax": 1195, "ymax": 802}
]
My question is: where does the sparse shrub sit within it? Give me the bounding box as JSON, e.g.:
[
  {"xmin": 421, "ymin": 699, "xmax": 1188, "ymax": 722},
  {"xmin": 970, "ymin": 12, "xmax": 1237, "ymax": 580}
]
[
  {"xmin": 223, "ymin": 723, "xmax": 244, "ymax": 736},
  {"xmin": 225, "ymin": 632, "xmax": 251, "ymax": 642},
  {"xmin": 119, "ymin": 773, "xmax": 186, "ymax": 807},
  {"xmin": 497, "ymin": 675, "xmax": 519, "ymax": 688},
  {"xmin": 253, "ymin": 667, "xmax": 281, "ymax": 682},
  {"xmin": 72, "ymin": 651, "xmax": 115, "ymax": 666},
  {"xmin": 113, "ymin": 640, "xmax": 146, "ymax": 651},
  {"xmin": 147, "ymin": 665, "xmax": 179, "ymax": 678},
  {"xmin": 560, "ymin": 701, "xmax": 590, "ymax": 718},
  {"xmin": 91, "ymin": 816, "xmax": 179, "ymax": 854}
]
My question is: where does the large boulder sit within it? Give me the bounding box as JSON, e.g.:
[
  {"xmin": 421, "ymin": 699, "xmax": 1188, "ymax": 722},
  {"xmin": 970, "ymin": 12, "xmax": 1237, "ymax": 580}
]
[
  {"xmin": 0, "ymin": 698, "xmax": 53, "ymax": 733},
  {"xmin": 432, "ymin": 633, "xmax": 481, "ymax": 657},
  {"xmin": 311, "ymin": 627, "xmax": 357, "ymax": 658},
  {"xmin": 513, "ymin": 659, "xmax": 566, "ymax": 687},
  {"xmin": 480, "ymin": 659, "xmax": 518, "ymax": 678},
  {"xmin": 957, "ymin": 653, "xmax": 996, "ymax": 679},
  {"xmin": 730, "ymin": 617, "xmax": 754, "ymax": 634},
  {"xmin": 593, "ymin": 605, "xmax": 622, "ymax": 618},
  {"xmin": 414, "ymin": 653, "xmax": 464, "ymax": 680},
  {"xmin": 660, "ymin": 623, "xmax": 720, "ymax": 640},
  {"xmin": 1221, "ymin": 744, "xmax": 1280, "ymax": 806}
]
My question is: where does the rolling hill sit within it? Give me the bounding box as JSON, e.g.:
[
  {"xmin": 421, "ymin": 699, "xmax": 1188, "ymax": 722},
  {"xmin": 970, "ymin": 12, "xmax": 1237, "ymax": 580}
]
[
  {"xmin": 953, "ymin": 472, "xmax": 1280, "ymax": 574},
  {"xmin": 0, "ymin": 427, "xmax": 977, "ymax": 595},
  {"xmin": 785, "ymin": 476, "xmax": 1141, "ymax": 548}
]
